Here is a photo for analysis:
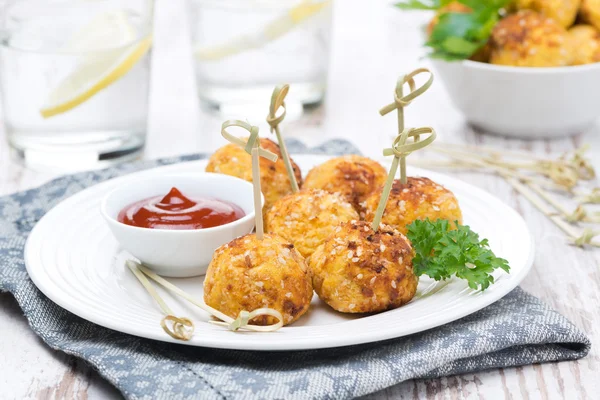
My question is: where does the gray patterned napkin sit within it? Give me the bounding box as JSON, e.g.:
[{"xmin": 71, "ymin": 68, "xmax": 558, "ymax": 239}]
[{"xmin": 0, "ymin": 139, "xmax": 590, "ymax": 400}]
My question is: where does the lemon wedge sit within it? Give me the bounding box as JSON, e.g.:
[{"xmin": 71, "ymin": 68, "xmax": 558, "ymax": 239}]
[
  {"xmin": 40, "ymin": 11, "xmax": 152, "ymax": 118},
  {"xmin": 195, "ymin": 0, "xmax": 331, "ymax": 61}
]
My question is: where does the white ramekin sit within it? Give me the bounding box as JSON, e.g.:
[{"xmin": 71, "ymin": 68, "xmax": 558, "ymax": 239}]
[{"xmin": 101, "ymin": 173, "xmax": 260, "ymax": 277}]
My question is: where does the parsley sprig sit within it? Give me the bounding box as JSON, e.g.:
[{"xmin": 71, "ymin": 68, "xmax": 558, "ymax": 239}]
[
  {"xmin": 406, "ymin": 219, "xmax": 510, "ymax": 290},
  {"xmin": 394, "ymin": 0, "xmax": 511, "ymax": 61},
  {"xmin": 394, "ymin": 0, "xmax": 443, "ymax": 10}
]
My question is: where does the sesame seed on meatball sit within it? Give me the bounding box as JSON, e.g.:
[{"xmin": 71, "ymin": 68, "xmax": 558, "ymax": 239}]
[
  {"xmin": 204, "ymin": 234, "xmax": 313, "ymax": 326},
  {"xmin": 515, "ymin": 0, "xmax": 580, "ymax": 28},
  {"xmin": 302, "ymin": 155, "xmax": 387, "ymax": 215},
  {"xmin": 309, "ymin": 221, "xmax": 417, "ymax": 313},
  {"xmin": 265, "ymin": 189, "xmax": 359, "ymax": 258},
  {"xmin": 489, "ymin": 10, "xmax": 570, "ymax": 67},
  {"xmin": 364, "ymin": 177, "xmax": 462, "ymax": 235},
  {"xmin": 206, "ymin": 138, "xmax": 302, "ymax": 208}
]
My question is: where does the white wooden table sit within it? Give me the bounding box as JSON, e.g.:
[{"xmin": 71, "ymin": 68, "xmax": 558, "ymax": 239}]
[{"xmin": 1, "ymin": 1, "xmax": 599, "ymax": 399}]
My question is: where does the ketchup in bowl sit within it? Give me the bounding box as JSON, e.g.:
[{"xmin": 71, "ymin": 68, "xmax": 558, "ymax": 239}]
[{"xmin": 118, "ymin": 187, "xmax": 245, "ymax": 230}]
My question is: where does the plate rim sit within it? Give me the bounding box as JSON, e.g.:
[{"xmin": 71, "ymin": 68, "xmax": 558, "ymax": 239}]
[{"xmin": 25, "ymin": 155, "xmax": 535, "ymax": 351}]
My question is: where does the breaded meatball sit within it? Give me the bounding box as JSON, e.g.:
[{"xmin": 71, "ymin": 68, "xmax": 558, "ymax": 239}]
[
  {"xmin": 426, "ymin": 1, "xmax": 471, "ymax": 35},
  {"xmin": 568, "ymin": 25, "xmax": 600, "ymax": 64},
  {"xmin": 265, "ymin": 189, "xmax": 359, "ymax": 258},
  {"xmin": 489, "ymin": 11, "xmax": 570, "ymax": 67},
  {"xmin": 206, "ymin": 138, "xmax": 302, "ymax": 208},
  {"xmin": 364, "ymin": 177, "xmax": 462, "ymax": 235},
  {"xmin": 581, "ymin": 0, "xmax": 600, "ymax": 31},
  {"xmin": 204, "ymin": 234, "xmax": 312, "ymax": 326},
  {"xmin": 302, "ymin": 155, "xmax": 387, "ymax": 214},
  {"xmin": 309, "ymin": 221, "xmax": 417, "ymax": 313},
  {"xmin": 515, "ymin": 0, "xmax": 580, "ymax": 28}
]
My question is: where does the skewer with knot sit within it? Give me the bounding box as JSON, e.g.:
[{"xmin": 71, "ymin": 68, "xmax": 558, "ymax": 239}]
[
  {"xmin": 266, "ymin": 85, "xmax": 288, "ymax": 131},
  {"xmin": 379, "ymin": 68, "xmax": 437, "ymax": 184},
  {"xmin": 372, "ymin": 68, "xmax": 437, "ymax": 230},
  {"xmin": 265, "ymin": 84, "xmax": 299, "ymax": 192}
]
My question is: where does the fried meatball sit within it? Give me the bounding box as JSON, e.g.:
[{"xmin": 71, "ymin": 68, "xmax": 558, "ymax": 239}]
[
  {"xmin": 363, "ymin": 177, "xmax": 462, "ymax": 235},
  {"xmin": 426, "ymin": 1, "xmax": 471, "ymax": 35},
  {"xmin": 489, "ymin": 11, "xmax": 570, "ymax": 67},
  {"xmin": 309, "ymin": 221, "xmax": 417, "ymax": 313},
  {"xmin": 302, "ymin": 155, "xmax": 387, "ymax": 214},
  {"xmin": 206, "ymin": 138, "xmax": 302, "ymax": 208},
  {"xmin": 515, "ymin": 0, "xmax": 580, "ymax": 28},
  {"xmin": 204, "ymin": 233, "xmax": 312, "ymax": 326},
  {"xmin": 568, "ymin": 25, "xmax": 600, "ymax": 64},
  {"xmin": 265, "ymin": 189, "xmax": 359, "ymax": 258},
  {"xmin": 581, "ymin": 0, "xmax": 600, "ymax": 31}
]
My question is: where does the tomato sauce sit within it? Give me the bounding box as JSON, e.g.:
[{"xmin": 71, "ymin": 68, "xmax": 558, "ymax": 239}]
[{"xmin": 118, "ymin": 187, "xmax": 244, "ymax": 230}]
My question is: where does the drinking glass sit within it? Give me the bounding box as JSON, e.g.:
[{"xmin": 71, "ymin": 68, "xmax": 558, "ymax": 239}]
[
  {"xmin": 189, "ymin": 0, "xmax": 332, "ymax": 116},
  {"xmin": 0, "ymin": 0, "xmax": 153, "ymax": 170}
]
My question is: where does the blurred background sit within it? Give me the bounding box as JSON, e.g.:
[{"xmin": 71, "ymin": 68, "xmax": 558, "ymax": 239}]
[
  {"xmin": 0, "ymin": 0, "xmax": 452, "ymax": 173},
  {"xmin": 144, "ymin": 0, "xmax": 473, "ymax": 158},
  {"xmin": 0, "ymin": 0, "xmax": 599, "ymax": 180}
]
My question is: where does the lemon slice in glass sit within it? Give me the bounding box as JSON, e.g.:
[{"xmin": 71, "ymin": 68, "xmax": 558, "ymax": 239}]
[
  {"xmin": 40, "ymin": 11, "xmax": 152, "ymax": 118},
  {"xmin": 195, "ymin": 0, "xmax": 331, "ymax": 61}
]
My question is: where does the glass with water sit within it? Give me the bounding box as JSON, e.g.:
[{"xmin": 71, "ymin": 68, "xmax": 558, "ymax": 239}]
[
  {"xmin": 190, "ymin": 0, "xmax": 332, "ymax": 116},
  {"xmin": 0, "ymin": 0, "xmax": 153, "ymax": 170}
]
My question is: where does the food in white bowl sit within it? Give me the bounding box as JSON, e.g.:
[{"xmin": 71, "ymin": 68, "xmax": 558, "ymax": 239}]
[
  {"xmin": 397, "ymin": 1, "xmax": 600, "ymax": 138},
  {"xmin": 101, "ymin": 173, "xmax": 261, "ymax": 277},
  {"xmin": 488, "ymin": 10, "xmax": 571, "ymax": 68},
  {"xmin": 432, "ymin": 60, "xmax": 600, "ymax": 138}
]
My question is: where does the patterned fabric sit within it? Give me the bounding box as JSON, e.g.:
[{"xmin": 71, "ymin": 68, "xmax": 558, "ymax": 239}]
[{"xmin": 0, "ymin": 139, "xmax": 590, "ymax": 400}]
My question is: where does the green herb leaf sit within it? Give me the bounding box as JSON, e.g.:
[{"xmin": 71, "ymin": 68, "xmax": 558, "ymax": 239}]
[
  {"xmin": 394, "ymin": 0, "xmax": 442, "ymax": 10},
  {"xmin": 395, "ymin": 0, "xmax": 511, "ymax": 60},
  {"xmin": 441, "ymin": 36, "xmax": 482, "ymax": 55},
  {"xmin": 407, "ymin": 219, "xmax": 510, "ymax": 291},
  {"xmin": 427, "ymin": 12, "xmax": 488, "ymax": 59}
]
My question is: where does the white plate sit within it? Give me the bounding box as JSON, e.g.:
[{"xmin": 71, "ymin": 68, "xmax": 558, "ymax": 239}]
[{"xmin": 25, "ymin": 155, "xmax": 534, "ymax": 351}]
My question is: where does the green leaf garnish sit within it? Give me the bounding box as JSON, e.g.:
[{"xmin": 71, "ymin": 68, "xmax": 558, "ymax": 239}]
[
  {"xmin": 395, "ymin": 0, "xmax": 511, "ymax": 60},
  {"xmin": 406, "ymin": 219, "xmax": 510, "ymax": 291},
  {"xmin": 394, "ymin": 0, "xmax": 443, "ymax": 10}
]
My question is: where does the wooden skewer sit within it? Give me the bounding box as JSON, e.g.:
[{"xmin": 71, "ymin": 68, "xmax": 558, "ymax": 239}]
[
  {"xmin": 221, "ymin": 120, "xmax": 278, "ymax": 240},
  {"xmin": 267, "ymin": 84, "xmax": 299, "ymax": 193},
  {"xmin": 432, "ymin": 147, "xmax": 569, "ymax": 192},
  {"xmin": 127, "ymin": 262, "xmax": 194, "ymax": 340},
  {"xmin": 525, "ymin": 183, "xmax": 600, "ymax": 223},
  {"xmin": 372, "ymin": 68, "xmax": 436, "ymax": 231},
  {"xmin": 251, "ymin": 146, "xmax": 265, "ymax": 239},
  {"xmin": 128, "ymin": 261, "xmax": 284, "ymax": 332},
  {"xmin": 430, "ymin": 142, "xmax": 547, "ymax": 161},
  {"xmin": 503, "ymin": 177, "xmax": 600, "ymax": 248}
]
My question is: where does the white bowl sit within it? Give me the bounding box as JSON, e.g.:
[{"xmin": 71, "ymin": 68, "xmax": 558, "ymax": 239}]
[
  {"xmin": 101, "ymin": 173, "xmax": 260, "ymax": 277},
  {"xmin": 432, "ymin": 60, "xmax": 600, "ymax": 139}
]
